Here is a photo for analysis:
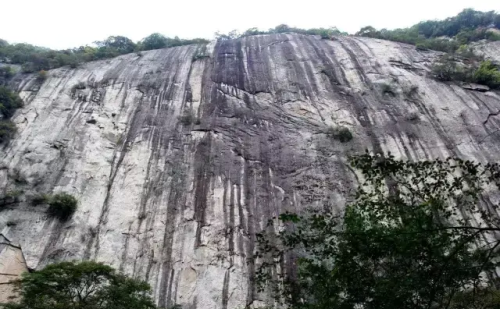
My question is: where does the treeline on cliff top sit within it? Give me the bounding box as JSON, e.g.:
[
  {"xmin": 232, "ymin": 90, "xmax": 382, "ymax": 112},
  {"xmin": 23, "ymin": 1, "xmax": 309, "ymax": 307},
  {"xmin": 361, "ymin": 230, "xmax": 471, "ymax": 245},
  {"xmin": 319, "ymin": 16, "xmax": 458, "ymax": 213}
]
[{"xmin": 0, "ymin": 8, "xmax": 499, "ymax": 73}]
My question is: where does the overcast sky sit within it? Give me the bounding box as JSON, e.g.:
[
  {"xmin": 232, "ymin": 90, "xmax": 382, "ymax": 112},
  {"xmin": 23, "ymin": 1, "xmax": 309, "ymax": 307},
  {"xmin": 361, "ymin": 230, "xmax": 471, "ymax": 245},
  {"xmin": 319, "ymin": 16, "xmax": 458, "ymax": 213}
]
[{"xmin": 1, "ymin": 0, "xmax": 499, "ymax": 49}]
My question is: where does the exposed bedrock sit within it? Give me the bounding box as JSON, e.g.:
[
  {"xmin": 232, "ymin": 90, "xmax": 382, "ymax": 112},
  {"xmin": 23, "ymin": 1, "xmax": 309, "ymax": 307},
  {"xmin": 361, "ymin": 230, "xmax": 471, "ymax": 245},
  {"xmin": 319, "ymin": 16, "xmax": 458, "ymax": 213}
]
[{"xmin": 1, "ymin": 34, "xmax": 500, "ymax": 308}]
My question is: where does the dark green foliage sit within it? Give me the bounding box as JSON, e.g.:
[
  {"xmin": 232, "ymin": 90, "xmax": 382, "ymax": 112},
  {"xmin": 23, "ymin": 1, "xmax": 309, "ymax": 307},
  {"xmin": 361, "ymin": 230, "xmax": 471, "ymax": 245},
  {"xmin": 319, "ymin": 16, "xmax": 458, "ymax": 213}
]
[
  {"xmin": 448, "ymin": 288, "xmax": 500, "ymax": 308},
  {"xmin": 95, "ymin": 36, "xmax": 136, "ymax": 56},
  {"xmin": 0, "ymin": 120, "xmax": 17, "ymax": 143},
  {"xmin": 474, "ymin": 60, "xmax": 500, "ymax": 89},
  {"xmin": 0, "ymin": 86, "xmax": 23, "ymax": 143},
  {"xmin": 140, "ymin": 33, "xmax": 169, "ymax": 50},
  {"xmin": 5, "ymin": 261, "xmax": 157, "ymax": 309},
  {"xmin": 0, "ymin": 34, "xmax": 208, "ymax": 72},
  {"xmin": 431, "ymin": 55, "xmax": 471, "ymax": 81},
  {"xmin": 0, "ymin": 86, "xmax": 23, "ymax": 118},
  {"xmin": 326, "ymin": 126, "xmax": 353, "ymax": 143},
  {"xmin": 216, "ymin": 25, "xmax": 346, "ymax": 41},
  {"xmin": 431, "ymin": 55, "xmax": 500, "ymax": 89},
  {"xmin": 0, "ymin": 66, "xmax": 14, "ymax": 79},
  {"xmin": 47, "ymin": 193, "xmax": 77, "ymax": 220},
  {"xmin": 0, "ymin": 190, "xmax": 22, "ymax": 207},
  {"xmin": 138, "ymin": 33, "xmax": 206, "ymax": 50},
  {"xmin": 417, "ymin": 9, "xmax": 499, "ymax": 38},
  {"xmin": 380, "ymin": 83, "xmax": 396, "ymax": 96},
  {"xmin": 356, "ymin": 9, "xmax": 500, "ymax": 52},
  {"xmin": 178, "ymin": 112, "xmax": 194, "ymax": 126},
  {"xmin": 31, "ymin": 193, "xmax": 50, "ymax": 206},
  {"xmin": 256, "ymin": 153, "xmax": 500, "ymax": 309}
]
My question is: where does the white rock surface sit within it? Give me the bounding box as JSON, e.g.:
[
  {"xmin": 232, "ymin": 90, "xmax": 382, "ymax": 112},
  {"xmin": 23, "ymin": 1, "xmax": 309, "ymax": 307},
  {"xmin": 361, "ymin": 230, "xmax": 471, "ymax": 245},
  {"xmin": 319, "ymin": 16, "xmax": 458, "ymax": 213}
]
[{"xmin": 0, "ymin": 34, "xmax": 499, "ymax": 308}]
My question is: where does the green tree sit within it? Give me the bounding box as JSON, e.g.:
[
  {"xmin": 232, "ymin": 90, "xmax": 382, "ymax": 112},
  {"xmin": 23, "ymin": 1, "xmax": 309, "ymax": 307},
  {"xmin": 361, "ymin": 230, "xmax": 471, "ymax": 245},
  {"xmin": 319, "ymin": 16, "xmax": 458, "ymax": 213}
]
[
  {"xmin": 355, "ymin": 26, "xmax": 379, "ymax": 38},
  {"xmin": 95, "ymin": 36, "xmax": 136, "ymax": 55},
  {"xmin": 256, "ymin": 153, "xmax": 500, "ymax": 309},
  {"xmin": 140, "ymin": 33, "xmax": 169, "ymax": 50},
  {"xmin": 5, "ymin": 261, "xmax": 157, "ymax": 309}
]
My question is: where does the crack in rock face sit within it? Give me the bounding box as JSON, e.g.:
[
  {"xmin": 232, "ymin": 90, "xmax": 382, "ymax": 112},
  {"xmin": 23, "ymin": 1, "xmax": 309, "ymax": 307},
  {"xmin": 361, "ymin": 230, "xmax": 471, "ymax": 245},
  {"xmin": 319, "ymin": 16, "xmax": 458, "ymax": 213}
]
[{"xmin": 0, "ymin": 34, "xmax": 500, "ymax": 308}]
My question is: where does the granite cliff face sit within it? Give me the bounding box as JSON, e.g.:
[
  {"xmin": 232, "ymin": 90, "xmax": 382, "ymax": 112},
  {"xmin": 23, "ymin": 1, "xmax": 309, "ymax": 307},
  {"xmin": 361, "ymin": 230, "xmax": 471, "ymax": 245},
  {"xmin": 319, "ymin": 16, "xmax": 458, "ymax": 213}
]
[{"xmin": 1, "ymin": 34, "xmax": 500, "ymax": 308}]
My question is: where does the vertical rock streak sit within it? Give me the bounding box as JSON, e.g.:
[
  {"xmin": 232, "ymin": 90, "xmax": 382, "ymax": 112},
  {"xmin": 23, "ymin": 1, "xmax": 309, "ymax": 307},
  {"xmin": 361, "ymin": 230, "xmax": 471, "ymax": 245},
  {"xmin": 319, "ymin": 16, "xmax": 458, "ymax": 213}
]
[{"xmin": 0, "ymin": 35, "xmax": 499, "ymax": 308}]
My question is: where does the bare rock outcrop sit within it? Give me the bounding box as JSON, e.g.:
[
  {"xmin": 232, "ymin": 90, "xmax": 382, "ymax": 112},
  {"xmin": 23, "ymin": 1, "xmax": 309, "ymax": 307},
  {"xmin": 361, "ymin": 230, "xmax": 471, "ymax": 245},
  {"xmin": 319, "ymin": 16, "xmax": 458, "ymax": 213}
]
[{"xmin": 0, "ymin": 34, "xmax": 499, "ymax": 308}]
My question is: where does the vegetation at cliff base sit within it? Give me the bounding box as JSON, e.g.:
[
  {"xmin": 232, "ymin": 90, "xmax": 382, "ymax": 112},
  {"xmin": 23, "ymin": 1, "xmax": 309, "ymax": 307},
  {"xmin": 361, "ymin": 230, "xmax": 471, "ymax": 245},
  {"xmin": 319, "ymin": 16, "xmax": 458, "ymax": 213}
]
[
  {"xmin": 256, "ymin": 153, "xmax": 500, "ymax": 309},
  {"xmin": 4, "ymin": 261, "xmax": 156, "ymax": 309}
]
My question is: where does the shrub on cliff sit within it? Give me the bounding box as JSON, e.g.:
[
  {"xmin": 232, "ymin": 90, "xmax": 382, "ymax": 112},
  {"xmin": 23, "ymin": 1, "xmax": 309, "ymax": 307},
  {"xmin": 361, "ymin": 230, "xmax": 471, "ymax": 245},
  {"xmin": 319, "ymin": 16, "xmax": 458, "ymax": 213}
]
[
  {"xmin": 474, "ymin": 60, "xmax": 500, "ymax": 89},
  {"xmin": 0, "ymin": 189, "xmax": 22, "ymax": 208},
  {"xmin": 432, "ymin": 57, "xmax": 500, "ymax": 89},
  {"xmin": 0, "ymin": 120, "xmax": 17, "ymax": 143},
  {"xmin": 0, "ymin": 66, "xmax": 14, "ymax": 80},
  {"xmin": 0, "ymin": 86, "xmax": 23, "ymax": 118},
  {"xmin": 47, "ymin": 193, "xmax": 78, "ymax": 220},
  {"xmin": 326, "ymin": 126, "xmax": 353, "ymax": 143},
  {"xmin": 4, "ymin": 261, "xmax": 157, "ymax": 309},
  {"xmin": 178, "ymin": 111, "xmax": 195, "ymax": 126},
  {"xmin": 30, "ymin": 193, "xmax": 51, "ymax": 206},
  {"xmin": 36, "ymin": 70, "xmax": 47, "ymax": 81}
]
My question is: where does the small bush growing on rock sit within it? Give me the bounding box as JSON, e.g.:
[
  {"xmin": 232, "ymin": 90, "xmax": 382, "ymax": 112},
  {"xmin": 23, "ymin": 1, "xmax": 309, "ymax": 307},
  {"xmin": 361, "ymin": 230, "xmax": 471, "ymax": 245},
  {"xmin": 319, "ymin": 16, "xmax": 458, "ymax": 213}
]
[
  {"xmin": 0, "ymin": 86, "xmax": 24, "ymax": 118},
  {"xmin": 431, "ymin": 57, "xmax": 500, "ymax": 89},
  {"xmin": 0, "ymin": 190, "xmax": 22, "ymax": 207},
  {"xmin": 179, "ymin": 111, "xmax": 194, "ymax": 125},
  {"xmin": 326, "ymin": 126, "xmax": 353, "ymax": 143},
  {"xmin": 75, "ymin": 81, "xmax": 86, "ymax": 90},
  {"xmin": 0, "ymin": 66, "xmax": 14, "ymax": 80},
  {"xmin": 405, "ymin": 112, "xmax": 420, "ymax": 122},
  {"xmin": 47, "ymin": 193, "xmax": 77, "ymax": 220},
  {"xmin": 473, "ymin": 61, "xmax": 500, "ymax": 89},
  {"xmin": 415, "ymin": 43, "xmax": 429, "ymax": 51},
  {"xmin": 431, "ymin": 54, "xmax": 485, "ymax": 84},
  {"xmin": 192, "ymin": 53, "xmax": 210, "ymax": 61},
  {"xmin": 37, "ymin": 70, "xmax": 48, "ymax": 81},
  {"xmin": 0, "ymin": 120, "xmax": 17, "ymax": 143},
  {"xmin": 31, "ymin": 193, "xmax": 51, "ymax": 206},
  {"xmin": 380, "ymin": 83, "xmax": 396, "ymax": 96}
]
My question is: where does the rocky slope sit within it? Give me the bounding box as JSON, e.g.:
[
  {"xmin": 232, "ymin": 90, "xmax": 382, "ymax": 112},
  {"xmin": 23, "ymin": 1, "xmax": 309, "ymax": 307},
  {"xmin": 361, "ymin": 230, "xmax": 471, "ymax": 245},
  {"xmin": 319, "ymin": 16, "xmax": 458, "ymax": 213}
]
[{"xmin": 1, "ymin": 33, "xmax": 500, "ymax": 308}]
